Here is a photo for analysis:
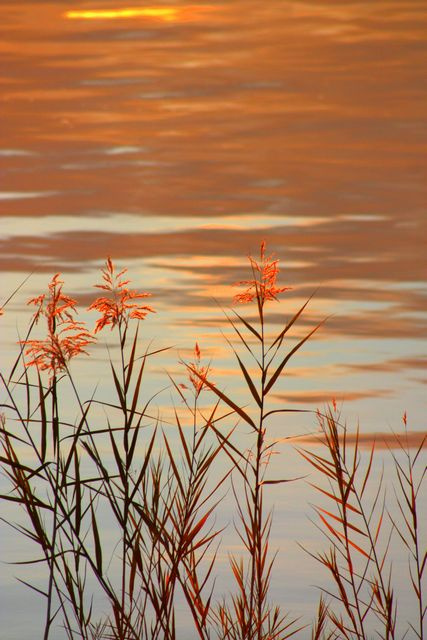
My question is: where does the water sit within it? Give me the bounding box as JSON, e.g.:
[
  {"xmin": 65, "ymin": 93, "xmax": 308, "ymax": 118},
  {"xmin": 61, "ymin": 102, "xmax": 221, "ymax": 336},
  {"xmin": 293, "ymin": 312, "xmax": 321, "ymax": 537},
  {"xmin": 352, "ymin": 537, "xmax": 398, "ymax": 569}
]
[{"xmin": 0, "ymin": 1, "xmax": 426, "ymax": 637}]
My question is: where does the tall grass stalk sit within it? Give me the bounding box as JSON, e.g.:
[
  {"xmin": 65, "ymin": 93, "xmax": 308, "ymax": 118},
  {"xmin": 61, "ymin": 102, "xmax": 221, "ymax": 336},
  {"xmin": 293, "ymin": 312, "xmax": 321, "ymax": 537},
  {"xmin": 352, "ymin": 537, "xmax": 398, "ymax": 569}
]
[{"xmin": 187, "ymin": 242, "xmax": 322, "ymax": 640}]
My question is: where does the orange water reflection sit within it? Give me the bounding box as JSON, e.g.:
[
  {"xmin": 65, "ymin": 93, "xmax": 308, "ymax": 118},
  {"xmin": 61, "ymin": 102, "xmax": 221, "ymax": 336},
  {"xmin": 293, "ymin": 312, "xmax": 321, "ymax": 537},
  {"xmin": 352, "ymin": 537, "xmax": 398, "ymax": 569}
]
[
  {"xmin": 66, "ymin": 7, "xmax": 180, "ymax": 21},
  {"xmin": 65, "ymin": 5, "xmax": 213, "ymax": 22},
  {"xmin": 289, "ymin": 429, "xmax": 427, "ymax": 450}
]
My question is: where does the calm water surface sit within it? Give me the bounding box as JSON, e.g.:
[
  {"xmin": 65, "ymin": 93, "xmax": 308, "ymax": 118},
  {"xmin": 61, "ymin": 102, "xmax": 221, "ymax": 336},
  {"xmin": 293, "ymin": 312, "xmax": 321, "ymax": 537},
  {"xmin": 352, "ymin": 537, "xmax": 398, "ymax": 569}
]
[{"xmin": 0, "ymin": 1, "xmax": 426, "ymax": 637}]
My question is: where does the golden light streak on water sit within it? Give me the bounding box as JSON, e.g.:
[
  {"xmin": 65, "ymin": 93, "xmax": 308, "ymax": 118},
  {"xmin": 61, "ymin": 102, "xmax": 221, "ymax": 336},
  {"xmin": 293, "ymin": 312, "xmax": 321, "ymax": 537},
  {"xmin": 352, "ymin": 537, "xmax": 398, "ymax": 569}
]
[{"xmin": 64, "ymin": 7, "xmax": 199, "ymax": 21}]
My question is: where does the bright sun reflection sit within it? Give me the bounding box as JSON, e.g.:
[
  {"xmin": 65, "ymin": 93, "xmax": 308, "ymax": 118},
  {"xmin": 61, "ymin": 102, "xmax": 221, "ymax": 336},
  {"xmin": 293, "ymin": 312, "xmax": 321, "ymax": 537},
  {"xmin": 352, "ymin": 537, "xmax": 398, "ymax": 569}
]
[{"xmin": 65, "ymin": 7, "xmax": 180, "ymax": 21}]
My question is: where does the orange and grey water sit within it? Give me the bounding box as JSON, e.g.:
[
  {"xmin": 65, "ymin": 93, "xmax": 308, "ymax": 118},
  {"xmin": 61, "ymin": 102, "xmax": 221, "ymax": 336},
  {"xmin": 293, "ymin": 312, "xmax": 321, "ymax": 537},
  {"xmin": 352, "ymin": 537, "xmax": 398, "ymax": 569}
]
[{"xmin": 1, "ymin": 1, "xmax": 426, "ymax": 638}]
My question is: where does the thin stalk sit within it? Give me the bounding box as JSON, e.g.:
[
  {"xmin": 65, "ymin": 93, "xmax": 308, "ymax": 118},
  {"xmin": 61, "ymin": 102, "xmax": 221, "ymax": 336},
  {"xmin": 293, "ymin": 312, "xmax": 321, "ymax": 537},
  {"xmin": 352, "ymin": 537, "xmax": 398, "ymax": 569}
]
[
  {"xmin": 249, "ymin": 293, "xmax": 267, "ymax": 640},
  {"xmin": 119, "ymin": 320, "xmax": 130, "ymax": 640},
  {"xmin": 43, "ymin": 377, "xmax": 60, "ymax": 640}
]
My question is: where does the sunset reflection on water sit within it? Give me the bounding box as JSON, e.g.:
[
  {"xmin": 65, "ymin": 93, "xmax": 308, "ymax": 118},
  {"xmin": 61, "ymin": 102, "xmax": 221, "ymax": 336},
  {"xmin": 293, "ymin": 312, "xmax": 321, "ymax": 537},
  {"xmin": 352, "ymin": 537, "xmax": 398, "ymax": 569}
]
[
  {"xmin": 66, "ymin": 8, "xmax": 181, "ymax": 21},
  {"xmin": 0, "ymin": 0, "xmax": 426, "ymax": 636},
  {"xmin": 65, "ymin": 5, "xmax": 213, "ymax": 22}
]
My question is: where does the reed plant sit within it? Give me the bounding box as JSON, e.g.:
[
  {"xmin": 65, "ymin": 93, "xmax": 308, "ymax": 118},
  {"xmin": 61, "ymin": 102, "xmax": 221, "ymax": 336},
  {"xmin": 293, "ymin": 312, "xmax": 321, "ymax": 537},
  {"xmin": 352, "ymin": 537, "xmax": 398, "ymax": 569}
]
[
  {"xmin": 298, "ymin": 409, "xmax": 426, "ymax": 639},
  {"xmin": 0, "ymin": 245, "xmax": 425, "ymax": 640}
]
